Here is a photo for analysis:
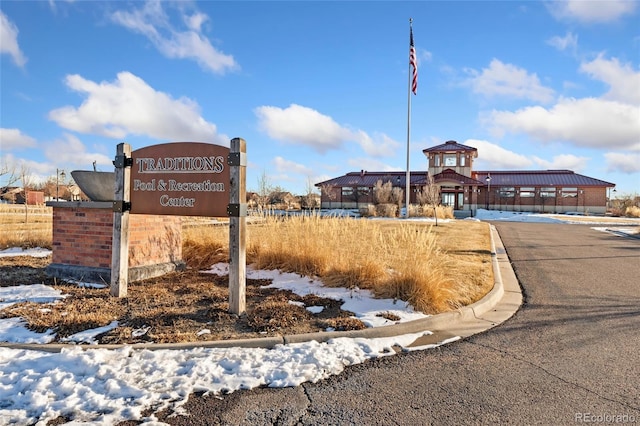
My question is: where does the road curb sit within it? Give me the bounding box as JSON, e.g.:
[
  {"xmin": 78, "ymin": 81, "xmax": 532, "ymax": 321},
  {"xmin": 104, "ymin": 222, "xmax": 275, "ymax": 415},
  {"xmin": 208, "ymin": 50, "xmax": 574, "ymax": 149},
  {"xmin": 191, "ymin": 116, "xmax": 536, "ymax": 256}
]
[{"xmin": 2, "ymin": 224, "xmax": 522, "ymax": 352}]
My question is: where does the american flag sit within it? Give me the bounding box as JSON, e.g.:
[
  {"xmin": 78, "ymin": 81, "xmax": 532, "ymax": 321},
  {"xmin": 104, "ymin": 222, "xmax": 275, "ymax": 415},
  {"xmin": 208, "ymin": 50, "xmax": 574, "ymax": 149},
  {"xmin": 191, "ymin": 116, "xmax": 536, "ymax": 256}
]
[{"xmin": 409, "ymin": 26, "xmax": 418, "ymax": 95}]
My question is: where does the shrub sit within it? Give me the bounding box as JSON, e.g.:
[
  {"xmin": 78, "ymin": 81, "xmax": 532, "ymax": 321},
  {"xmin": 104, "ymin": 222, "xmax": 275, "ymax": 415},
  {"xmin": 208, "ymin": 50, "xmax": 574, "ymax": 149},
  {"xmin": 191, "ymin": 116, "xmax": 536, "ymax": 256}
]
[
  {"xmin": 373, "ymin": 180, "xmax": 393, "ymax": 204},
  {"xmin": 625, "ymin": 206, "xmax": 640, "ymax": 218},
  {"xmin": 360, "ymin": 204, "xmax": 377, "ymax": 217},
  {"xmin": 376, "ymin": 203, "xmax": 398, "ymax": 218}
]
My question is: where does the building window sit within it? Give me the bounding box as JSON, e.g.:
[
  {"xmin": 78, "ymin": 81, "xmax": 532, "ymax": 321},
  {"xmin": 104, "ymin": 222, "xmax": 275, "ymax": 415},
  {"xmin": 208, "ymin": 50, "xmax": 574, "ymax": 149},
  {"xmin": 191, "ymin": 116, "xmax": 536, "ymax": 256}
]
[
  {"xmin": 443, "ymin": 154, "xmax": 456, "ymax": 167},
  {"xmin": 540, "ymin": 187, "xmax": 556, "ymax": 198},
  {"xmin": 499, "ymin": 187, "xmax": 515, "ymax": 198},
  {"xmin": 561, "ymin": 187, "xmax": 578, "ymax": 198},
  {"xmin": 520, "ymin": 187, "xmax": 535, "ymax": 198},
  {"xmin": 357, "ymin": 187, "xmax": 370, "ymax": 197},
  {"xmin": 460, "ymin": 155, "xmax": 466, "ymax": 167},
  {"xmin": 342, "ymin": 187, "xmax": 355, "ymax": 199},
  {"xmin": 433, "ymin": 155, "xmax": 440, "ymax": 167}
]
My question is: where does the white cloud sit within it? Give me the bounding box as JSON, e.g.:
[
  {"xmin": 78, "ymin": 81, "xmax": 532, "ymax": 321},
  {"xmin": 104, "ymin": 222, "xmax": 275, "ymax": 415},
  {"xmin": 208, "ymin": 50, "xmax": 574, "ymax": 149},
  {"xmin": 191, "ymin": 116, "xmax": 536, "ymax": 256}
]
[
  {"xmin": 464, "ymin": 59, "xmax": 555, "ymax": 103},
  {"xmin": 48, "ymin": 72, "xmax": 226, "ymax": 143},
  {"xmin": 43, "ymin": 133, "xmax": 112, "ymax": 169},
  {"xmin": 465, "ymin": 139, "xmax": 591, "ymax": 173},
  {"xmin": 481, "ymin": 54, "xmax": 640, "ymax": 152},
  {"xmin": 0, "ymin": 128, "xmax": 37, "ymax": 150},
  {"xmin": 547, "ymin": 31, "xmax": 578, "ymax": 52},
  {"xmin": 110, "ymin": 1, "xmax": 237, "ymax": 74},
  {"xmin": 346, "ymin": 158, "xmax": 400, "ymax": 172},
  {"xmin": 579, "ymin": 54, "xmax": 640, "ymax": 104},
  {"xmin": 352, "ymin": 131, "xmax": 401, "ymax": 157},
  {"xmin": 255, "ymin": 104, "xmax": 349, "ymax": 153},
  {"xmin": 0, "ymin": 153, "xmax": 52, "ymax": 186},
  {"xmin": 0, "ymin": 11, "xmax": 27, "ymax": 67},
  {"xmin": 464, "ymin": 139, "xmax": 533, "ymax": 169},
  {"xmin": 484, "ymin": 97, "xmax": 640, "ymax": 151},
  {"xmin": 532, "ymin": 154, "xmax": 589, "ymax": 171},
  {"xmin": 604, "ymin": 152, "xmax": 640, "ymax": 174},
  {"xmin": 273, "ymin": 156, "xmax": 313, "ymax": 176},
  {"xmin": 547, "ymin": 0, "xmax": 637, "ymax": 23},
  {"xmin": 184, "ymin": 12, "xmax": 208, "ymax": 32},
  {"xmin": 255, "ymin": 104, "xmax": 399, "ymax": 157}
]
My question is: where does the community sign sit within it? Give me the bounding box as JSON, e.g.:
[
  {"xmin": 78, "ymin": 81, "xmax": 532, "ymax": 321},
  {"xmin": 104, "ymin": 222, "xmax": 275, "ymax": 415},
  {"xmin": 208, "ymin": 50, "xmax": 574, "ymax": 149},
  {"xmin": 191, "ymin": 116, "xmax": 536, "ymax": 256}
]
[{"xmin": 129, "ymin": 142, "xmax": 230, "ymax": 217}]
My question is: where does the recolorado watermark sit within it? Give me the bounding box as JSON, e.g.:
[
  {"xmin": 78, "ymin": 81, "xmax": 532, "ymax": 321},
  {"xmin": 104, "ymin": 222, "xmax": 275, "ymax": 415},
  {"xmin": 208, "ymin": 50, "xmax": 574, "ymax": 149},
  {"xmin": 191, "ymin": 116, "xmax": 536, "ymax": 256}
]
[{"xmin": 575, "ymin": 412, "xmax": 637, "ymax": 423}]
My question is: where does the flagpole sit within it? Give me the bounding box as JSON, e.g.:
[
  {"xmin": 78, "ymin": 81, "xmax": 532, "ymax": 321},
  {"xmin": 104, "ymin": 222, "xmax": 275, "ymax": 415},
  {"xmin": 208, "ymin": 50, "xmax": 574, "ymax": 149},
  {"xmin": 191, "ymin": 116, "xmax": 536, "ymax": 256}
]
[{"xmin": 405, "ymin": 18, "xmax": 413, "ymax": 218}]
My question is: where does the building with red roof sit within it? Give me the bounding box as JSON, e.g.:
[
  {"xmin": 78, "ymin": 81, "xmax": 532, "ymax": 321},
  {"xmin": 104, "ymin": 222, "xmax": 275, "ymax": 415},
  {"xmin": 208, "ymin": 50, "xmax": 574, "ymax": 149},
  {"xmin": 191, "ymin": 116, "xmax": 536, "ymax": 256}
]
[{"xmin": 316, "ymin": 140, "xmax": 616, "ymax": 215}]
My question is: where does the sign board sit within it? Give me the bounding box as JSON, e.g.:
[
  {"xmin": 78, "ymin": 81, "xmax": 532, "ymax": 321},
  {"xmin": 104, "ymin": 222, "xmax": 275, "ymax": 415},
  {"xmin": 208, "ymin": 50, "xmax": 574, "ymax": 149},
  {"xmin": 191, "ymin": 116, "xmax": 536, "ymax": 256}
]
[
  {"xmin": 129, "ymin": 142, "xmax": 230, "ymax": 217},
  {"xmin": 112, "ymin": 139, "xmax": 246, "ymax": 314}
]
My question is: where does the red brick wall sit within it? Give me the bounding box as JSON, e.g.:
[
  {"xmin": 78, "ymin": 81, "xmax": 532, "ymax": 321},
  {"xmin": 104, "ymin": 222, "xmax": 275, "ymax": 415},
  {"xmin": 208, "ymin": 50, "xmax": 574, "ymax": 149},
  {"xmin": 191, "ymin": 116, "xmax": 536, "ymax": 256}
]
[
  {"xmin": 128, "ymin": 214, "xmax": 182, "ymax": 267},
  {"xmin": 52, "ymin": 206, "xmax": 181, "ymax": 269}
]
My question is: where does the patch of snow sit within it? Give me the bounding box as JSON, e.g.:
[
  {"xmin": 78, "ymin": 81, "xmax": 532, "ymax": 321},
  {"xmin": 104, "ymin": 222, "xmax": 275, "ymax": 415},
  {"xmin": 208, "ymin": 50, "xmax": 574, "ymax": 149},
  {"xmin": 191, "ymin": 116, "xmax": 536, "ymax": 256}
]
[
  {"xmin": 474, "ymin": 209, "xmax": 565, "ymax": 223},
  {"xmin": 0, "ymin": 317, "xmax": 55, "ymax": 343},
  {"xmin": 0, "ymin": 247, "xmax": 51, "ymax": 258},
  {"xmin": 306, "ymin": 306, "xmax": 324, "ymax": 314},
  {"xmin": 0, "ymin": 284, "xmax": 66, "ymax": 309},
  {"xmin": 61, "ymin": 320, "xmax": 119, "ymax": 345},
  {"xmin": 0, "ymin": 332, "xmax": 433, "ymax": 425}
]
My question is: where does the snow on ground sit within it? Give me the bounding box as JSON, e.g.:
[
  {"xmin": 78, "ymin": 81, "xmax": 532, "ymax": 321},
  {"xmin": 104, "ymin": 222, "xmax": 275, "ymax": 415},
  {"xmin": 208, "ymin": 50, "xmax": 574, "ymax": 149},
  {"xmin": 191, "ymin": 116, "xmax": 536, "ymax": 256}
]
[
  {"xmin": 0, "ymin": 246, "xmax": 51, "ymax": 258},
  {"xmin": 0, "ymin": 332, "xmax": 432, "ymax": 425},
  {"xmin": 1, "ymin": 255, "xmax": 435, "ymax": 424},
  {"xmin": 0, "ymin": 283, "xmax": 65, "ymax": 310},
  {"xmin": 206, "ymin": 264, "xmax": 429, "ymax": 327},
  {"xmin": 473, "ymin": 209, "xmax": 640, "ymax": 236},
  {"xmin": 1, "ymin": 210, "xmax": 637, "ymax": 424},
  {"xmin": 473, "ymin": 209, "xmax": 566, "ymax": 223}
]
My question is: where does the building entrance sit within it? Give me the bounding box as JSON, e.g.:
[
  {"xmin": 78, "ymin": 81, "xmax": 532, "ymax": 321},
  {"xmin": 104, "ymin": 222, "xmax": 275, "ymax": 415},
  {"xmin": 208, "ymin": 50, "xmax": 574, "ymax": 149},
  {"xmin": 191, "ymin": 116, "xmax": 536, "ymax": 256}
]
[{"xmin": 441, "ymin": 192, "xmax": 464, "ymax": 210}]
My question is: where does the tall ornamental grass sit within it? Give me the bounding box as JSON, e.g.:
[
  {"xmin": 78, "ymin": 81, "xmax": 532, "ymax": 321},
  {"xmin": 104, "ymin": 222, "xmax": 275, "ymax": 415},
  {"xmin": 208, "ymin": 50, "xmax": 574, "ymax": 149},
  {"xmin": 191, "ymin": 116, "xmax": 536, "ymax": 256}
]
[{"xmin": 184, "ymin": 215, "xmax": 493, "ymax": 314}]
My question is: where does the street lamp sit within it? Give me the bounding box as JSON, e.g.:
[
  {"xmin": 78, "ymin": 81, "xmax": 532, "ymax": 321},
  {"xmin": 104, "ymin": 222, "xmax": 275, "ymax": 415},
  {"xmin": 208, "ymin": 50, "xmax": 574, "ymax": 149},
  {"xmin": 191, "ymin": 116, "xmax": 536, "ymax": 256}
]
[
  {"xmin": 485, "ymin": 174, "xmax": 491, "ymax": 210},
  {"xmin": 56, "ymin": 169, "xmax": 66, "ymax": 201}
]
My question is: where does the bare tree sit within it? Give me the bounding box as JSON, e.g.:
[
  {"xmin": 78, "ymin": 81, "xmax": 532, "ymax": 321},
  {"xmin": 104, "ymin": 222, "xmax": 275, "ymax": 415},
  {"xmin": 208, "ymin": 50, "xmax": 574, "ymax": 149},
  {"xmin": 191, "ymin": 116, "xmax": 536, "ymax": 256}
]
[
  {"xmin": 254, "ymin": 170, "xmax": 273, "ymax": 212},
  {"xmin": 0, "ymin": 158, "xmax": 22, "ymax": 189},
  {"xmin": 302, "ymin": 178, "xmax": 319, "ymax": 210},
  {"xmin": 320, "ymin": 183, "xmax": 337, "ymax": 209},
  {"xmin": 20, "ymin": 166, "xmax": 34, "ymax": 223}
]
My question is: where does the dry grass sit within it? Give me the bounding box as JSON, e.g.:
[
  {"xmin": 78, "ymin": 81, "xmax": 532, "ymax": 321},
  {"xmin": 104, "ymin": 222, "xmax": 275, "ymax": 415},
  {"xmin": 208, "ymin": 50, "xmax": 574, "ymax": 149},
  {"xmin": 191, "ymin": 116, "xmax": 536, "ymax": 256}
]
[
  {"xmin": 1, "ymin": 210, "xmax": 493, "ymax": 343},
  {"xmin": 625, "ymin": 206, "xmax": 640, "ymax": 218},
  {"xmin": 2, "ymin": 208, "xmax": 494, "ymax": 313},
  {"xmin": 0, "ymin": 267, "xmax": 362, "ymax": 343},
  {"xmin": 361, "ymin": 204, "xmax": 454, "ymax": 219},
  {"xmin": 407, "ymin": 204, "xmax": 455, "ymax": 219},
  {"xmin": 0, "ymin": 204, "xmax": 52, "ymax": 249},
  {"xmin": 184, "ymin": 215, "xmax": 493, "ymax": 314}
]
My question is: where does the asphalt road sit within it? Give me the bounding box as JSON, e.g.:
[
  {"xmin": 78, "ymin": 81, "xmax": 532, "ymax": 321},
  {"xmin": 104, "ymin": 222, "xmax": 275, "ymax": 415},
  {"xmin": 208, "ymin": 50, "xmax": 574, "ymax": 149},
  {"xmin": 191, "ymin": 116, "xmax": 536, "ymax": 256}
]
[{"xmin": 157, "ymin": 222, "xmax": 640, "ymax": 425}]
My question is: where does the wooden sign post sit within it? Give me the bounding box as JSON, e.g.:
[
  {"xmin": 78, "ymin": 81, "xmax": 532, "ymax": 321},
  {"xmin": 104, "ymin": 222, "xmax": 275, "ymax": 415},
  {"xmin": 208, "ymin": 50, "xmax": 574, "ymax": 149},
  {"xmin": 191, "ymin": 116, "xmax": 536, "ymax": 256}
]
[
  {"xmin": 111, "ymin": 142, "xmax": 131, "ymax": 297},
  {"xmin": 228, "ymin": 138, "xmax": 247, "ymax": 315},
  {"xmin": 109, "ymin": 139, "xmax": 247, "ymax": 314}
]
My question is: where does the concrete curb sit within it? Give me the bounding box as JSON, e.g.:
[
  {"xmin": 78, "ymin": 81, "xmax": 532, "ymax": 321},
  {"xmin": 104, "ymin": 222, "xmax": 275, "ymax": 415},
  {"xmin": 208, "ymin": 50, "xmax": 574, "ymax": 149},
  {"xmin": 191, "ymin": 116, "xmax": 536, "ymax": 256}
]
[{"xmin": 2, "ymin": 224, "xmax": 522, "ymax": 353}]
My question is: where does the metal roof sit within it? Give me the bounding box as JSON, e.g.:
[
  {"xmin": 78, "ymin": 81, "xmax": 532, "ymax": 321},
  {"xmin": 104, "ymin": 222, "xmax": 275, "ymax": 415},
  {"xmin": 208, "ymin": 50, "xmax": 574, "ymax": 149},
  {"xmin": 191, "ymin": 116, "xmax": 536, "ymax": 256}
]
[
  {"xmin": 315, "ymin": 171, "xmax": 428, "ymax": 187},
  {"xmin": 433, "ymin": 169, "xmax": 485, "ymax": 185},
  {"xmin": 422, "ymin": 140, "xmax": 477, "ymax": 153},
  {"xmin": 473, "ymin": 170, "xmax": 616, "ymax": 187},
  {"xmin": 316, "ymin": 169, "xmax": 615, "ymax": 188}
]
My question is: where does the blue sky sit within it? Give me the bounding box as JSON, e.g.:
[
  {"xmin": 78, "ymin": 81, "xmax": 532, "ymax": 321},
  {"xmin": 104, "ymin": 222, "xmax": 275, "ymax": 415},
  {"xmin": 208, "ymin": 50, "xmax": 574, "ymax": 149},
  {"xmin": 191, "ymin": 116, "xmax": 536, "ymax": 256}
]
[{"xmin": 1, "ymin": 0, "xmax": 639, "ymax": 197}]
